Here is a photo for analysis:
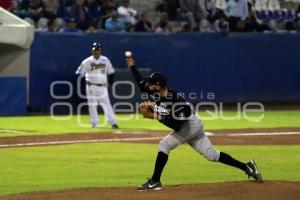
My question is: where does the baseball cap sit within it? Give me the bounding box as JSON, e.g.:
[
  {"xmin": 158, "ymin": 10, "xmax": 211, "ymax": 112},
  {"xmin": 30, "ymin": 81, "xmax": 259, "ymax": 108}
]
[
  {"xmin": 146, "ymin": 72, "xmax": 167, "ymax": 87},
  {"xmin": 92, "ymin": 42, "xmax": 101, "ymax": 51}
]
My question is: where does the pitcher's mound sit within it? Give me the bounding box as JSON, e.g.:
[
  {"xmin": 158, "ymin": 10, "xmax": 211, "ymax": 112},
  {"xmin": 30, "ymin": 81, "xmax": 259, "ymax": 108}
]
[{"xmin": 2, "ymin": 181, "xmax": 299, "ymax": 200}]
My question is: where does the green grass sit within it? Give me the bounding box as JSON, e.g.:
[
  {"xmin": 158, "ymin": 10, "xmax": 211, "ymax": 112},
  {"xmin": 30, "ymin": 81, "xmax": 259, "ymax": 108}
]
[
  {"xmin": 202, "ymin": 110, "xmax": 300, "ymax": 130},
  {"xmin": 0, "ymin": 143, "xmax": 299, "ymax": 197},
  {"xmin": 0, "ymin": 114, "xmax": 166, "ymax": 137},
  {"xmin": 0, "ymin": 110, "xmax": 300, "ymax": 137}
]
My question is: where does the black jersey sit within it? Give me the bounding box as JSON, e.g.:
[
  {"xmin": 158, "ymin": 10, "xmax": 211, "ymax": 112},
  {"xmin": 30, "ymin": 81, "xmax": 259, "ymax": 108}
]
[{"xmin": 131, "ymin": 66, "xmax": 193, "ymax": 131}]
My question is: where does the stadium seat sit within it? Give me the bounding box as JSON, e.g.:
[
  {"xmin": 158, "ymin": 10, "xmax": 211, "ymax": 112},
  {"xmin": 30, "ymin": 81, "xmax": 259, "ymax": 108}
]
[
  {"xmin": 261, "ymin": 10, "xmax": 271, "ymax": 23},
  {"xmin": 279, "ymin": 10, "xmax": 287, "ymax": 22},
  {"xmin": 273, "ymin": 10, "xmax": 281, "ymax": 22},
  {"xmin": 286, "ymin": 10, "xmax": 295, "ymax": 22},
  {"xmin": 255, "ymin": 10, "xmax": 270, "ymax": 24}
]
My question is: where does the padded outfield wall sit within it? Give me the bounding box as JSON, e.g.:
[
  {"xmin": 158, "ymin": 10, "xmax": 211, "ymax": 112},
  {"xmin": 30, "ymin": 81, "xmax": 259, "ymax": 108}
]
[
  {"xmin": 30, "ymin": 32, "xmax": 300, "ymax": 113},
  {"xmin": 0, "ymin": 45, "xmax": 30, "ymax": 116}
]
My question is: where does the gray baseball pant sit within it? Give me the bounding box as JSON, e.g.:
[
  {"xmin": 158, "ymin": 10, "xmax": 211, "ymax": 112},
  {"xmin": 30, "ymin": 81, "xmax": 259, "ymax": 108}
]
[{"xmin": 158, "ymin": 115, "xmax": 220, "ymax": 162}]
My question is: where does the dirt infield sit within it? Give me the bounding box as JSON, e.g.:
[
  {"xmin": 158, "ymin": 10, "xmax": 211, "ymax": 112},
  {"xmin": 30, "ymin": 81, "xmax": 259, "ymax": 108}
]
[
  {"xmin": 1, "ymin": 128, "xmax": 300, "ymax": 147},
  {"xmin": 0, "ymin": 128, "xmax": 299, "ymax": 199},
  {"xmin": 1, "ymin": 181, "xmax": 299, "ymax": 200}
]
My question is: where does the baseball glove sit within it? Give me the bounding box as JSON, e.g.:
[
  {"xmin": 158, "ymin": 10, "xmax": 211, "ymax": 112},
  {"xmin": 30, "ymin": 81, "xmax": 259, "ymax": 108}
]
[{"xmin": 139, "ymin": 101, "xmax": 155, "ymax": 119}]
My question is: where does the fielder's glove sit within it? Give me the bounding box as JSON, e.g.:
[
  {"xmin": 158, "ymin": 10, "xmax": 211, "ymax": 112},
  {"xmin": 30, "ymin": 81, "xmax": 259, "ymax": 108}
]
[{"xmin": 139, "ymin": 101, "xmax": 155, "ymax": 119}]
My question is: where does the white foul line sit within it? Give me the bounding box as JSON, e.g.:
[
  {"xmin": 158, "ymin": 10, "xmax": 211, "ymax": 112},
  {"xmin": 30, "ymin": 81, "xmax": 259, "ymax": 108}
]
[
  {"xmin": 0, "ymin": 129, "xmax": 29, "ymax": 133},
  {"xmin": 215, "ymin": 132, "xmax": 300, "ymax": 137},
  {"xmin": 0, "ymin": 132, "xmax": 299, "ymax": 148},
  {"xmin": 0, "ymin": 137, "xmax": 164, "ymax": 148}
]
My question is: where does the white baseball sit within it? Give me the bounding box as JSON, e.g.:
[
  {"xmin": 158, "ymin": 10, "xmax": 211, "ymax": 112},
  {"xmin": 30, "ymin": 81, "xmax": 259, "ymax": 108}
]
[{"xmin": 125, "ymin": 51, "xmax": 132, "ymax": 57}]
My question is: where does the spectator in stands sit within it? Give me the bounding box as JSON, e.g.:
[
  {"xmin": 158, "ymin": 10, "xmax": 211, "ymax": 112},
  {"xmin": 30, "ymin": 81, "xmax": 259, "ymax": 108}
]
[
  {"xmin": 113, "ymin": 0, "xmax": 122, "ymax": 8},
  {"xmin": 42, "ymin": 0, "xmax": 59, "ymax": 19},
  {"xmin": 135, "ymin": 12, "xmax": 153, "ymax": 32},
  {"xmin": 0, "ymin": 0, "xmax": 14, "ymax": 11},
  {"xmin": 155, "ymin": 0, "xmax": 180, "ymax": 21},
  {"xmin": 199, "ymin": 18, "xmax": 213, "ymax": 32},
  {"xmin": 254, "ymin": 0, "xmax": 268, "ymax": 11},
  {"xmin": 117, "ymin": 0, "xmax": 138, "ymax": 26},
  {"xmin": 214, "ymin": 13, "xmax": 229, "ymax": 34},
  {"xmin": 86, "ymin": 21, "xmax": 97, "ymax": 33},
  {"xmin": 268, "ymin": 18, "xmax": 281, "ymax": 32},
  {"xmin": 285, "ymin": 5, "xmax": 298, "ymax": 29},
  {"xmin": 36, "ymin": 16, "xmax": 49, "ymax": 29},
  {"xmin": 85, "ymin": 0, "xmax": 101, "ymax": 26},
  {"xmin": 126, "ymin": 24, "xmax": 135, "ymax": 32},
  {"xmin": 56, "ymin": 0, "xmax": 73, "ymax": 19},
  {"xmin": 199, "ymin": 0, "xmax": 217, "ymax": 22},
  {"xmin": 225, "ymin": 0, "xmax": 249, "ymax": 32},
  {"xmin": 153, "ymin": 12, "xmax": 172, "ymax": 32},
  {"xmin": 178, "ymin": 0, "xmax": 207, "ymax": 30},
  {"xmin": 244, "ymin": 4, "xmax": 270, "ymax": 32},
  {"xmin": 99, "ymin": 0, "xmax": 115, "ymax": 30},
  {"xmin": 267, "ymin": 0, "xmax": 281, "ymax": 31},
  {"xmin": 155, "ymin": 21, "xmax": 170, "ymax": 33},
  {"xmin": 61, "ymin": 17, "xmax": 81, "ymax": 32},
  {"xmin": 214, "ymin": 0, "xmax": 227, "ymax": 15},
  {"xmin": 43, "ymin": 19, "xmax": 57, "ymax": 32},
  {"xmin": 294, "ymin": 13, "xmax": 300, "ymax": 32},
  {"xmin": 180, "ymin": 23, "xmax": 192, "ymax": 32},
  {"xmin": 52, "ymin": 17, "xmax": 65, "ymax": 30},
  {"xmin": 267, "ymin": 0, "xmax": 280, "ymax": 11},
  {"xmin": 105, "ymin": 10, "xmax": 126, "ymax": 31},
  {"xmin": 69, "ymin": 0, "xmax": 88, "ymax": 30},
  {"xmin": 19, "ymin": 0, "xmax": 45, "ymax": 23}
]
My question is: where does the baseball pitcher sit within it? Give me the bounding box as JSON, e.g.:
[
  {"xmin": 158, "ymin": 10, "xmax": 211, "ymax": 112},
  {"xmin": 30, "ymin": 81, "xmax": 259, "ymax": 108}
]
[
  {"xmin": 76, "ymin": 43, "xmax": 118, "ymax": 129},
  {"xmin": 125, "ymin": 54, "xmax": 262, "ymax": 191}
]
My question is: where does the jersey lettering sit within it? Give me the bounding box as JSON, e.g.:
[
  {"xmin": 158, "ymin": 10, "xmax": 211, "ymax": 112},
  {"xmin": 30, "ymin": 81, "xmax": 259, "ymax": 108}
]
[
  {"xmin": 154, "ymin": 105, "xmax": 170, "ymax": 115},
  {"xmin": 91, "ymin": 63, "xmax": 106, "ymax": 71}
]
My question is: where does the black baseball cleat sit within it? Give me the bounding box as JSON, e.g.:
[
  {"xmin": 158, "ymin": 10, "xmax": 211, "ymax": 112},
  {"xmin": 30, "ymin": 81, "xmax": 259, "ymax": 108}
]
[
  {"xmin": 111, "ymin": 124, "xmax": 119, "ymax": 129},
  {"xmin": 137, "ymin": 179, "xmax": 162, "ymax": 191},
  {"xmin": 246, "ymin": 159, "xmax": 263, "ymax": 183}
]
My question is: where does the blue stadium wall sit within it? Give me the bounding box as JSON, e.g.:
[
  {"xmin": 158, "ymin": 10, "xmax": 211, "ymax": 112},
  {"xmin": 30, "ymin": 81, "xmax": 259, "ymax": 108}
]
[
  {"xmin": 30, "ymin": 32, "xmax": 300, "ymax": 113},
  {"xmin": 0, "ymin": 77, "xmax": 27, "ymax": 116}
]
